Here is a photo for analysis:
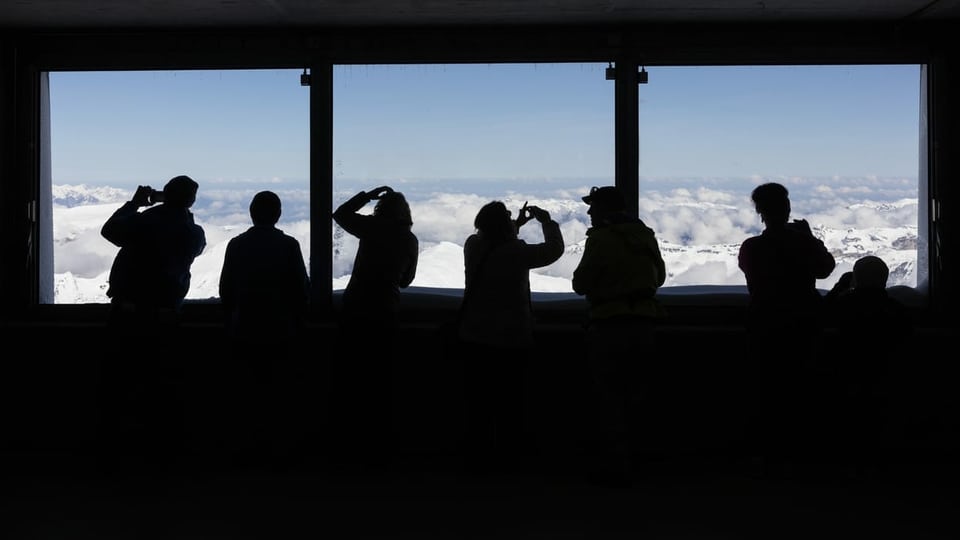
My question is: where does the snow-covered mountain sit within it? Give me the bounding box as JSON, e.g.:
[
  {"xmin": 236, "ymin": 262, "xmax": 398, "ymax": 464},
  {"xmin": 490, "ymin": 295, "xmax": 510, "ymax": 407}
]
[{"xmin": 50, "ymin": 183, "xmax": 920, "ymax": 304}]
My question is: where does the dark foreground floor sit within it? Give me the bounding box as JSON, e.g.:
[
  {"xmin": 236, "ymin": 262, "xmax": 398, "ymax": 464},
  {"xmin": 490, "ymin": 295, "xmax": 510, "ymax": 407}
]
[{"xmin": 4, "ymin": 450, "xmax": 958, "ymax": 540}]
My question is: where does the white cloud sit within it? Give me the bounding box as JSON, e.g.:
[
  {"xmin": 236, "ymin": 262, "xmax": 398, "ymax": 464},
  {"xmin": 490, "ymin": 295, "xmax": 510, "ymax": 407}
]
[{"xmin": 51, "ymin": 179, "xmax": 922, "ymax": 303}]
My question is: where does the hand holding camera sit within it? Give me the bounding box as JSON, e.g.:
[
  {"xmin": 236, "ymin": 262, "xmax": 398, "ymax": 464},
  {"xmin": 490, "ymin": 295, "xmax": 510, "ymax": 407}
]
[
  {"xmin": 368, "ymin": 186, "xmax": 394, "ymax": 200},
  {"xmin": 132, "ymin": 185, "xmax": 164, "ymax": 206},
  {"xmin": 515, "ymin": 201, "xmax": 533, "ymax": 228},
  {"xmin": 516, "ymin": 202, "xmax": 551, "ymax": 228},
  {"xmin": 787, "ymin": 218, "xmax": 812, "ymax": 235},
  {"xmin": 527, "ymin": 205, "xmax": 551, "ymax": 223}
]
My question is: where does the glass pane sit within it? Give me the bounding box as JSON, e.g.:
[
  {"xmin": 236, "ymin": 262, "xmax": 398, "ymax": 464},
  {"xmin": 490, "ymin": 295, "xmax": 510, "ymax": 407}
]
[
  {"xmin": 48, "ymin": 69, "xmax": 310, "ymax": 304},
  {"xmin": 638, "ymin": 65, "xmax": 921, "ymax": 291},
  {"xmin": 333, "ymin": 63, "xmax": 614, "ymax": 293}
]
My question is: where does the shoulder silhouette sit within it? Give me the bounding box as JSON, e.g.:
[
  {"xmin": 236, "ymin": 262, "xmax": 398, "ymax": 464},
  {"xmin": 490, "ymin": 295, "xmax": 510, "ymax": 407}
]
[
  {"xmin": 101, "ymin": 174, "xmax": 206, "ymax": 327},
  {"xmin": 456, "ymin": 198, "xmax": 564, "ymax": 475},
  {"xmin": 219, "ymin": 190, "xmax": 310, "ymax": 345},
  {"xmin": 571, "ymin": 185, "xmax": 667, "ymax": 486}
]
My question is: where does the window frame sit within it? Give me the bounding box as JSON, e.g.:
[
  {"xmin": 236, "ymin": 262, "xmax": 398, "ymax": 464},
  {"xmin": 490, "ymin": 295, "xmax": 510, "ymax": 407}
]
[{"xmin": 10, "ymin": 29, "xmax": 939, "ymax": 324}]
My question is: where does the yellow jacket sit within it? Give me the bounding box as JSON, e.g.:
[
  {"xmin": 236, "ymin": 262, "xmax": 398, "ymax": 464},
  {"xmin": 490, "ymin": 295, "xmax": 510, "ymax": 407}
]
[{"xmin": 572, "ymin": 219, "xmax": 666, "ymax": 321}]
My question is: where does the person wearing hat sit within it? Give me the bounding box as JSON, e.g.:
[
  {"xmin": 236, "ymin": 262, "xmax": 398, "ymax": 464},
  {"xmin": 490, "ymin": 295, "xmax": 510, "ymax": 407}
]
[{"xmin": 572, "ymin": 185, "xmax": 667, "ymax": 486}]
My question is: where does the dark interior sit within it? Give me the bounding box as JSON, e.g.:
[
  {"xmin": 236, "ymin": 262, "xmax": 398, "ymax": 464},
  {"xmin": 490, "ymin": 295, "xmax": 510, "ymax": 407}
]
[{"xmin": 2, "ymin": 2, "xmax": 958, "ymax": 538}]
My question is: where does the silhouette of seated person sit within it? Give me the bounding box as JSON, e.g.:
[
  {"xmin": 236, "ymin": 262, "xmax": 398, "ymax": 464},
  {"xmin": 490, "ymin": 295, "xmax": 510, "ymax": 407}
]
[
  {"xmin": 216, "ymin": 190, "xmax": 311, "ymax": 464},
  {"xmin": 737, "ymin": 182, "xmax": 836, "ymax": 465},
  {"xmin": 825, "ymin": 255, "xmax": 912, "ymax": 470},
  {"xmin": 826, "ymin": 255, "xmax": 911, "ymax": 336}
]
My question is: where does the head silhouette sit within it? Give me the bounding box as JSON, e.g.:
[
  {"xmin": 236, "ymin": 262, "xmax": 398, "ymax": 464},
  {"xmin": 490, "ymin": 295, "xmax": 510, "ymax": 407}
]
[
  {"xmin": 250, "ymin": 190, "xmax": 282, "ymax": 226},
  {"xmin": 374, "ymin": 191, "xmax": 413, "ymax": 229},
  {"xmin": 162, "ymin": 175, "xmax": 199, "ymax": 209},
  {"xmin": 582, "ymin": 186, "xmax": 626, "ymax": 212},
  {"xmin": 474, "ymin": 201, "xmax": 516, "ymax": 244},
  {"xmin": 751, "ymin": 182, "xmax": 791, "ymax": 226},
  {"xmin": 582, "ymin": 185, "xmax": 627, "ymax": 224},
  {"xmin": 852, "ymin": 255, "xmax": 889, "ymax": 290}
]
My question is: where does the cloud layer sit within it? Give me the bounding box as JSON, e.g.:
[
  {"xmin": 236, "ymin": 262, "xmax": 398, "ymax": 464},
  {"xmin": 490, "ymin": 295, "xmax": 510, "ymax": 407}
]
[{"xmin": 51, "ymin": 177, "xmax": 920, "ymax": 303}]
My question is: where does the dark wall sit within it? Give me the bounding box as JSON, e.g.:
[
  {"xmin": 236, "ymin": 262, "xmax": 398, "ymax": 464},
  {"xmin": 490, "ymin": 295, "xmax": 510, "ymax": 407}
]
[{"xmin": 2, "ymin": 320, "xmax": 955, "ymax": 465}]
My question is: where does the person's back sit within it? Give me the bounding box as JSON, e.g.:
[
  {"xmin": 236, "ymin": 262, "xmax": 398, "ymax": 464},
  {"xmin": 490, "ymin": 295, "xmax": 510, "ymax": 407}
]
[
  {"xmin": 571, "ymin": 185, "xmax": 666, "ymax": 486},
  {"xmin": 329, "ymin": 186, "xmax": 419, "ymax": 464},
  {"xmin": 737, "ymin": 182, "xmax": 835, "ymax": 468},
  {"xmin": 739, "ymin": 228, "xmax": 833, "ymax": 310},
  {"xmin": 215, "ymin": 191, "xmax": 309, "ymax": 463},
  {"xmin": 219, "ymin": 190, "xmax": 310, "ymax": 343},
  {"xmin": 458, "ymin": 201, "xmax": 564, "ymax": 348},
  {"xmin": 333, "ymin": 186, "xmax": 419, "ymax": 322},
  {"xmin": 826, "ymin": 256, "xmax": 912, "ymax": 385},
  {"xmin": 456, "ymin": 200, "xmax": 564, "ymax": 473},
  {"xmin": 828, "ymin": 256, "xmax": 911, "ymax": 335},
  {"xmin": 572, "ymin": 188, "xmax": 666, "ymax": 323},
  {"xmin": 738, "ymin": 183, "xmax": 836, "ymax": 324},
  {"xmin": 97, "ymin": 175, "xmax": 206, "ymax": 468},
  {"xmin": 824, "ymin": 255, "xmax": 911, "ymax": 471},
  {"xmin": 101, "ymin": 175, "xmax": 206, "ymax": 321}
]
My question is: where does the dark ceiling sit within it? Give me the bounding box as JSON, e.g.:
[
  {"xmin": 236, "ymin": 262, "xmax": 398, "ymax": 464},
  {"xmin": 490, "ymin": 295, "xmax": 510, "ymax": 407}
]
[{"xmin": 2, "ymin": 0, "xmax": 960, "ymax": 31}]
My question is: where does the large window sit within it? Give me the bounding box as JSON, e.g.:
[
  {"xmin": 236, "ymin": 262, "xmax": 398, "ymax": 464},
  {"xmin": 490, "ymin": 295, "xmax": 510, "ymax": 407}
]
[
  {"xmin": 637, "ymin": 65, "xmax": 921, "ymax": 291},
  {"xmin": 332, "ymin": 63, "xmax": 921, "ymax": 295},
  {"xmin": 46, "ymin": 63, "xmax": 921, "ymax": 304},
  {"xmin": 332, "ymin": 63, "xmax": 613, "ymax": 294},
  {"xmin": 46, "ymin": 69, "xmax": 309, "ymax": 304}
]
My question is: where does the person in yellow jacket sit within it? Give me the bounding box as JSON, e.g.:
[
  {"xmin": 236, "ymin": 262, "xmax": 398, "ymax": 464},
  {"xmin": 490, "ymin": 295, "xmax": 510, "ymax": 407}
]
[{"xmin": 572, "ymin": 185, "xmax": 667, "ymax": 486}]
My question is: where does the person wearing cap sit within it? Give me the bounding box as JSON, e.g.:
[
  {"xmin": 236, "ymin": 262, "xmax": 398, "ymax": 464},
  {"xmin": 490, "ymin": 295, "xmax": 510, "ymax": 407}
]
[{"xmin": 572, "ymin": 185, "xmax": 667, "ymax": 485}]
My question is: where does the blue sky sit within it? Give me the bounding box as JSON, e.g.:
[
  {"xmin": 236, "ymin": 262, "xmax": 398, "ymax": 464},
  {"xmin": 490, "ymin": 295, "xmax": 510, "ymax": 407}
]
[{"xmin": 49, "ymin": 63, "xmax": 921, "ymax": 189}]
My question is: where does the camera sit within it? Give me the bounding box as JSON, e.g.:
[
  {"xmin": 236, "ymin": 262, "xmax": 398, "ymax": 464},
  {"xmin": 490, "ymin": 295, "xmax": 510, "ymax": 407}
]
[
  {"xmin": 786, "ymin": 219, "xmax": 810, "ymax": 234},
  {"xmin": 148, "ymin": 188, "xmax": 165, "ymax": 204}
]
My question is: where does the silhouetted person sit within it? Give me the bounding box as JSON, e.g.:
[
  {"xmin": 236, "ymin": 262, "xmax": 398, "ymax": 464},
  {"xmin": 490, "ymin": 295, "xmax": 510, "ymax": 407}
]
[
  {"xmin": 331, "ymin": 185, "xmax": 419, "ymax": 465},
  {"xmin": 572, "ymin": 186, "xmax": 666, "ymax": 485},
  {"xmin": 825, "ymin": 255, "xmax": 912, "ymax": 472},
  {"xmin": 220, "ymin": 190, "xmax": 310, "ymax": 353},
  {"xmin": 457, "ymin": 200, "xmax": 564, "ymax": 473},
  {"xmin": 101, "ymin": 175, "xmax": 206, "ymax": 333},
  {"xmin": 98, "ymin": 175, "xmax": 206, "ymax": 468},
  {"xmin": 217, "ymin": 190, "xmax": 310, "ymax": 464},
  {"xmin": 737, "ymin": 181, "xmax": 835, "ymax": 468}
]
